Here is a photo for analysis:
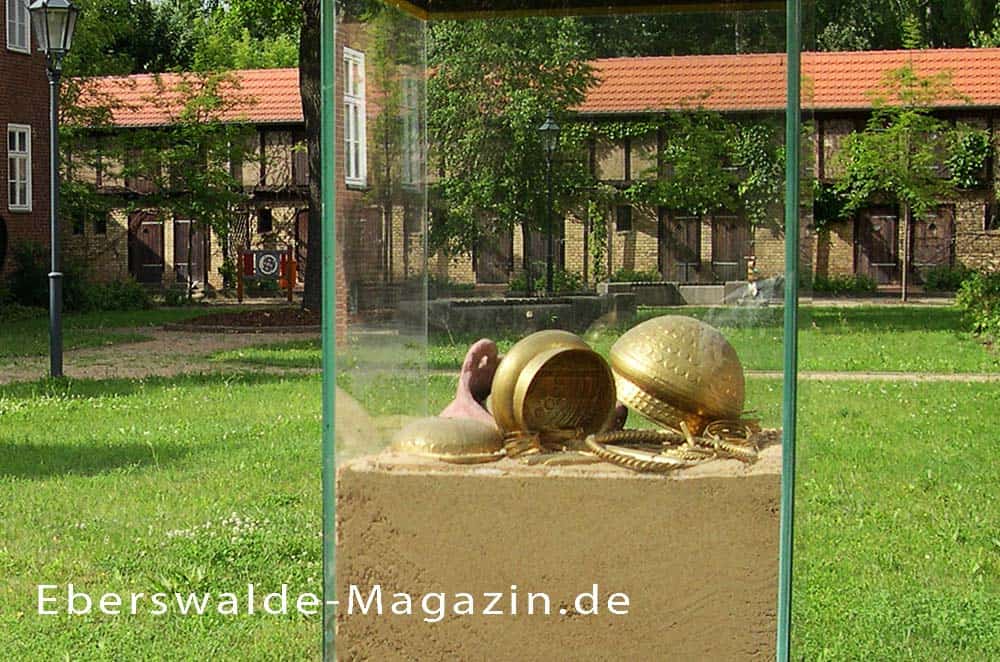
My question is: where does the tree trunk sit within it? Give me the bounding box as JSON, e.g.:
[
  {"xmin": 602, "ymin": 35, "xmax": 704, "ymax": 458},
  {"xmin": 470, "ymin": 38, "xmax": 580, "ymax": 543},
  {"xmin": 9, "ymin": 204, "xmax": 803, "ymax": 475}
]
[{"xmin": 300, "ymin": 0, "xmax": 323, "ymax": 311}]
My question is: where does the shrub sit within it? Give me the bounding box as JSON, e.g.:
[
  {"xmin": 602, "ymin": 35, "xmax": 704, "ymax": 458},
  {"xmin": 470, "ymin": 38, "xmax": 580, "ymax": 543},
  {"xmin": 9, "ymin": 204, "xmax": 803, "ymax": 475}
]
[
  {"xmin": 610, "ymin": 268, "xmax": 662, "ymax": 283},
  {"xmin": 8, "ymin": 241, "xmax": 48, "ymax": 308},
  {"xmin": 84, "ymin": 278, "xmax": 153, "ymax": 311},
  {"xmin": 921, "ymin": 263, "xmax": 972, "ymax": 292},
  {"xmin": 956, "ymin": 270, "xmax": 1000, "ymax": 340},
  {"xmin": 0, "ymin": 302, "xmax": 46, "ymax": 322},
  {"xmin": 509, "ymin": 264, "xmax": 585, "ymax": 295},
  {"xmin": 811, "ymin": 273, "xmax": 878, "ymax": 295}
]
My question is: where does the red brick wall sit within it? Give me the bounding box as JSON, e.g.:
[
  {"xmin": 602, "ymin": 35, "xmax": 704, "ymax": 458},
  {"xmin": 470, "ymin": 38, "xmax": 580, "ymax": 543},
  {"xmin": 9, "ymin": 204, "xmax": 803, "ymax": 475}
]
[{"xmin": 0, "ymin": 11, "xmax": 51, "ymax": 278}]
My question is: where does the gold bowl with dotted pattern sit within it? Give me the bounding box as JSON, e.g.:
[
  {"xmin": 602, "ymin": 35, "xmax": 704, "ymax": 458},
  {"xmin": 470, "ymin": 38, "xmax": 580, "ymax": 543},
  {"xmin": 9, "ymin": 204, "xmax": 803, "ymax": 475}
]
[{"xmin": 609, "ymin": 315, "xmax": 745, "ymax": 434}]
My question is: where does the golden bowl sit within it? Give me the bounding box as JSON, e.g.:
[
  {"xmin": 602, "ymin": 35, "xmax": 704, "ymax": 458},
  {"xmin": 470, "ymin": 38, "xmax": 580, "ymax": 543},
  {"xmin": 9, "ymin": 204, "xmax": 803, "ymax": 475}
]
[
  {"xmin": 609, "ymin": 315, "xmax": 745, "ymax": 434},
  {"xmin": 390, "ymin": 417, "xmax": 504, "ymax": 463},
  {"xmin": 512, "ymin": 346, "xmax": 618, "ymax": 436},
  {"xmin": 490, "ymin": 330, "xmax": 591, "ymax": 433}
]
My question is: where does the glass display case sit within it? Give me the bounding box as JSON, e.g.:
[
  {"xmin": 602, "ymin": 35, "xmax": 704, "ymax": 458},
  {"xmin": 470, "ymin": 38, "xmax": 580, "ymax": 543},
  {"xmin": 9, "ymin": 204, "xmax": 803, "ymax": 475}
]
[{"xmin": 322, "ymin": 1, "xmax": 810, "ymax": 659}]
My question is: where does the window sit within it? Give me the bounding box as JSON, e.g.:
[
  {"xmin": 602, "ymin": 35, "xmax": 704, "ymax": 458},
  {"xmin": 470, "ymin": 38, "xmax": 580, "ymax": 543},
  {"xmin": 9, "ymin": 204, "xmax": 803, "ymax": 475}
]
[
  {"xmin": 615, "ymin": 205, "xmax": 633, "ymax": 232},
  {"xmin": 258, "ymin": 208, "xmax": 273, "ymax": 234},
  {"xmin": 72, "ymin": 212, "xmax": 84, "ymax": 235},
  {"xmin": 986, "ymin": 202, "xmax": 1000, "ymax": 232},
  {"xmin": 343, "ymin": 48, "xmax": 367, "ymax": 187},
  {"xmin": 6, "ymin": 0, "xmax": 29, "ymax": 53},
  {"xmin": 94, "ymin": 214, "xmax": 107, "ymax": 235},
  {"xmin": 7, "ymin": 124, "xmax": 31, "ymax": 211},
  {"xmin": 401, "ymin": 78, "xmax": 421, "ymax": 187}
]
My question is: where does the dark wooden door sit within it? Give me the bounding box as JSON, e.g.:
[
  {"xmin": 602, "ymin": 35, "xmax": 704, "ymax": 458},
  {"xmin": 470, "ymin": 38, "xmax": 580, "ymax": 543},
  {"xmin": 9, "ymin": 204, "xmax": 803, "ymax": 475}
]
[
  {"xmin": 173, "ymin": 219, "xmax": 207, "ymax": 286},
  {"xmin": 475, "ymin": 226, "xmax": 513, "ymax": 284},
  {"xmin": 855, "ymin": 207, "xmax": 899, "ymax": 284},
  {"xmin": 128, "ymin": 211, "xmax": 164, "ymax": 284},
  {"xmin": 0, "ymin": 216, "xmax": 7, "ymax": 273},
  {"xmin": 659, "ymin": 209, "xmax": 701, "ymax": 282},
  {"xmin": 911, "ymin": 205, "xmax": 954, "ymax": 282},
  {"xmin": 711, "ymin": 214, "xmax": 750, "ymax": 282},
  {"xmin": 294, "ymin": 208, "xmax": 309, "ymax": 282}
]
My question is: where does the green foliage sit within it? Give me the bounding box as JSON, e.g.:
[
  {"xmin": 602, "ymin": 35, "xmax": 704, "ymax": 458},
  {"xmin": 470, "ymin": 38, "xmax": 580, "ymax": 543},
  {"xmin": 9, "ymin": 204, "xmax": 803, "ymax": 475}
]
[
  {"xmin": 610, "ymin": 268, "xmax": 662, "ymax": 283},
  {"xmin": 8, "ymin": 242, "xmax": 49, "ymax": 309},
  {"xmin": 836, "ymin": 66, "xmax": 964, "ymax": 222},
  {"xmin": 7, "ymin": 241, "xmax": 151, "ymax": 312},
  {"xmin": 0, "ymin": 303, "xmax": 46, "ymax": 323},
  {"xmin": 956, "ymin": 270, "xmax": 1000, "ymax": 339},
  {"xmin": 508, "ymin": 264, "xmax": 585, "ymax": 295},
  {"xmin": 84, "ymin": 279, "xmax": 154, "ymax": 311},
  {"xmin": 587, "ymin": 201, "xmax": 609, "ymax": 283},
  {"xmin": 921, "ymin": 263, "xmax": 974, "ymax": 292},
  {"xmin": 946, "ymin": 125, "xmax": 992, "ymax": 189},
  {"xmin": 427, "ymin": 18, "xmax": 595, "ymax": 256},
  {"xmin": 813, "ymin": 181, "xmax": 850, "ymax": 231},
  {"xmin": 809, "ymin": 273, "xmax": 878, "ymax": 295}
]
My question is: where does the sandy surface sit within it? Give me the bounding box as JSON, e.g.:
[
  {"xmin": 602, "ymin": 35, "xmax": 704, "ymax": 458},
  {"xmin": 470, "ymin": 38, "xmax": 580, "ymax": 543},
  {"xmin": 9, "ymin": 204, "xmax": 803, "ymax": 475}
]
[
  {"xmin": 0, "ymin": 328, "xmax": 320, "ymax": 384},
  {"xmin": 337, "ymin": 443, "xmax": 782, "ymax": 661}
]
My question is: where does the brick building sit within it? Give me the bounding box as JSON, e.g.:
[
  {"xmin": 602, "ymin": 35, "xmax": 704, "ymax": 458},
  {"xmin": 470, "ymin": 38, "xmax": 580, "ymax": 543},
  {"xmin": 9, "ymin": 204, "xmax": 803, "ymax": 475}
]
[
  {"xmin": 1, "ymin": 0, "xmax": 52, "ymax": 278},
  {"xmin": 447, "ymin": 48, "xmax": 1000, "ymax": 290},
  {"xmin": 52, "ymin": 47, "xmax": 1000, "ymax": 306}
]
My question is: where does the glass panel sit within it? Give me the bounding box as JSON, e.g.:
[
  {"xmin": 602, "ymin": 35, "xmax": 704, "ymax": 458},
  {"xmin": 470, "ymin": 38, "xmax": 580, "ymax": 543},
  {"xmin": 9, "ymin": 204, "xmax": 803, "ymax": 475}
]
[{"xmin": 330, "ymin": 2, "xmax": 808, "ymax": 660}]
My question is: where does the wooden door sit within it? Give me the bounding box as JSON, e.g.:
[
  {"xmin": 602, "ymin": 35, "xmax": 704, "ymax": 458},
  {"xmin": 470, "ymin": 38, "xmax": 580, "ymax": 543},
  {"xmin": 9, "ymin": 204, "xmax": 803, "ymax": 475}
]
[
  {"xmin": 294, "ymin": 208, "xmax": 309, "ymax": 282},
  {"xmin": 911, "ymin": 205, "xmax": 954, "ymax": 282},
  {"xmin": 0, "ymin": 216, "xmax": 7, "ymax": 273},
  {"xmin": 128, "ymin": 211, "xmax": 164, "ymax": 284},
  {"xmin": 173, "ymin": 219, "xmax": 207, "ymax": 286},
  {"xmin": 475, "ymin": 226, "xmax": 513, "ymax": 284},
  {"xmin": 855, "ymin": 207, "xmax": 899, "ymax": 284},
  {"xmin": 711, "ymin": 214, "xmax": 750, "ymax": 282},
  {"xmin": 659, "ymin": 209, "xmax": 700, "ymax": 282}
]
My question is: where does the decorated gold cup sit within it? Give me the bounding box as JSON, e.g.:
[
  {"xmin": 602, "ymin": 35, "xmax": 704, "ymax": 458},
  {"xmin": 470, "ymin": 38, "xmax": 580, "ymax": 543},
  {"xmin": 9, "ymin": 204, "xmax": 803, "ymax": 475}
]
[
  {"xmin": 390, "ymin": 417, "xmax": 504, "ymax": 463},
  {"xmin": 609, "ymin": 315, "xmax": 745, "ymax": 434},
  {"xmin": 491, "ymin": 330, "xmax": 617, "ymax": 437}
]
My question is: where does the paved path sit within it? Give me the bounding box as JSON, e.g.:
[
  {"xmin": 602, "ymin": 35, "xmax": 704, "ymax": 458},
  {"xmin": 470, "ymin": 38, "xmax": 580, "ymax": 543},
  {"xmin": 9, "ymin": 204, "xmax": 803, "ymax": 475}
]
[{"xmin": 746, "ymin": 370, "xmax": 1000, "ymax": 382}]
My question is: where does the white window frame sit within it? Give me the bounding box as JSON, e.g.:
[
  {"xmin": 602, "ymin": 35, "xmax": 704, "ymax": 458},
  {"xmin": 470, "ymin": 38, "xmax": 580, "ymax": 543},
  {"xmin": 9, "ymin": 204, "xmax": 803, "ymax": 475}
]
[
  {"xmin": 343, "ymin": 47, "xmax": 367, "ymax": 187},
  {"xmin": 6, "ymin": 0, "xmax": 30, "ymax": 53},
  {"xmin": 7, "ymin": 124, "xmax": 31, "ymax": 212},
  {"xmin": 401, "ymin": 78, "xmax": 422, "ymax": 188}
]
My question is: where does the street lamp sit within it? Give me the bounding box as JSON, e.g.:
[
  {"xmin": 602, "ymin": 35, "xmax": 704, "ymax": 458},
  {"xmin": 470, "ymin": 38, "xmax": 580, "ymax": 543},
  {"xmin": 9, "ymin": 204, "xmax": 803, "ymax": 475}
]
[
  {"xmin": 29, "ymin": 0, "xmax": 78, "ymax": 378},
  {"xmin": 538, "ymin": 113, "xmax": 560, "ymax": 296}
]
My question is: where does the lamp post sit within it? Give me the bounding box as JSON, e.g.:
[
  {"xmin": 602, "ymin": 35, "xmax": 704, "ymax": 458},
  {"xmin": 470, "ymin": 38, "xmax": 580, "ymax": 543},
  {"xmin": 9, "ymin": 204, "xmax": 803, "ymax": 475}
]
[
  {"xmin": 29, "ymin": 0, "xmax": 78, "ymax": 378},
  {"xmin": 538, "ymin": 113, "xmax": 560, "ymax": 296}
]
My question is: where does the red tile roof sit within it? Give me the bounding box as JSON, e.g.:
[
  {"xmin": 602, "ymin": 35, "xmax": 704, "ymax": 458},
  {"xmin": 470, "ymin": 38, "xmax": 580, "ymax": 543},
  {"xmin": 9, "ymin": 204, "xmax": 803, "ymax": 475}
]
[
  {"xmin": 83, "ymin": 48, "xmax": 1000, "ymax": 127},
  {"xmin": 579, "ymin": 48, "xmax": 1000, "ymax": 114},
  {"xmin": 83, "ymin": 68, "xmax": 302, "ymax": 127}
]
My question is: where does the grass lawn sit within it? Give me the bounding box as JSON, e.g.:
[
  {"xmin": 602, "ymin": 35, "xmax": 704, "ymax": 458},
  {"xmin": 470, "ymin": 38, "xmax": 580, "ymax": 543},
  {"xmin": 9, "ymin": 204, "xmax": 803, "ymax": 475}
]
[
  {"xmin": 0, "ymin": 308, "xmax": 216, "ymax": 360},
  {"xmin": 1, "ymin": 371, "xmax": 997, "ymax": 659},
  {"xmin": 211, "ymin": 305, "xmax": 999, "ymax": 374}
]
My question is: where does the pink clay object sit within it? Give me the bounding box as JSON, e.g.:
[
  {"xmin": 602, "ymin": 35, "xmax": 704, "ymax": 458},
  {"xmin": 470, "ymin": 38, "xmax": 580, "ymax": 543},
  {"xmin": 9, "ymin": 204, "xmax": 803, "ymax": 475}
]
[{"xmin": 439, "ymin": 339, "xmax": 500, "ymax": 427}]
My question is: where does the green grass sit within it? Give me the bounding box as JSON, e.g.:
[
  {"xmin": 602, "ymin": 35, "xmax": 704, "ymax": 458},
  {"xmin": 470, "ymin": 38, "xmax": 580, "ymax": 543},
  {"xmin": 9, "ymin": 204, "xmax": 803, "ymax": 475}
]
[
  {"xmin": 1, "ymin": 374, "xmax": 997, "ymax": 658},
  {"xmin": 210, "ymin": 305, "xmax": 999, "ymax": 374},
  {"xmin": 0, "ymin": 308, "xmax": 216, "ymax": 359}
]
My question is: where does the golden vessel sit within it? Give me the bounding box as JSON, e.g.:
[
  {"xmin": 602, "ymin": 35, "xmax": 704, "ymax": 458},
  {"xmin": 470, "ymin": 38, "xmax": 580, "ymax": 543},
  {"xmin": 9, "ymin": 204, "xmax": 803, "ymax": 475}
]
[
  {"xmin": 390, "ymin": 417, "xmax": 504, "ymax": 463},
  {"xmin": 491, "ymin": 330, "xmax": 617, "ymax": 438},
  {"xmin": 609, "ymin": 315, "xmax": 745, "ymax": 434}
]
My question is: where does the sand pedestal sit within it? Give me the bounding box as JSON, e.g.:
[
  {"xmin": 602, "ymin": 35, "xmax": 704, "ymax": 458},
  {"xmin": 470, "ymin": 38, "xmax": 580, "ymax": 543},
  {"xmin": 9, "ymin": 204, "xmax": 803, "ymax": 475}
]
[{"xmin": 336, "ymin": 443, "xmax": 781, "ymax": 661}]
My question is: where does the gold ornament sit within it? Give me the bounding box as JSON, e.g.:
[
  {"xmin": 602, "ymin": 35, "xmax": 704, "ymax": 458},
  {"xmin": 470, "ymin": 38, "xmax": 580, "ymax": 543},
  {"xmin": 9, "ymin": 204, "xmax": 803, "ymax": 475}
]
[
  {"xmin": 390, "ymin": 417, "xmax": 504, "ymax": 464},
  {"xmin": 490, "ymin": 330, "xmax": 617, "ymax": 441},
  {"xmin": 609, "ymin": 315, "xmax": 745, "ymax": 434}
]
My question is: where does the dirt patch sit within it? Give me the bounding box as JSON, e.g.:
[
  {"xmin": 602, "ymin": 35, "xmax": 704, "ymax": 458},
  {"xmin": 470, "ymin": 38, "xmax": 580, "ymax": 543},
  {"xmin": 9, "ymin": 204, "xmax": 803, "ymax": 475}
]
[
  {"xmin": 171, "ymin": 307, "xmax": 320, "ymax": 329},
  {"xmin": 0, "ymin": 328, "xmax": 319, "ymax": 384}
]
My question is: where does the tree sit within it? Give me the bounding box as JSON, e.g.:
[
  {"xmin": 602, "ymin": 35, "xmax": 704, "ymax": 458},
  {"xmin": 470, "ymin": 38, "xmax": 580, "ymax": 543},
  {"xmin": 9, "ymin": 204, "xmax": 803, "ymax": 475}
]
[
  {"xmin": 835, "ymin": 66, "xmax": 981, "ymax": 301},
  {"xmin": 427, "ymin": 17, "xmax": 595, "ymax": 290},
  {"xmin": 64, "ymin": 72, "xmax": 257, "ymax": 296}
]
